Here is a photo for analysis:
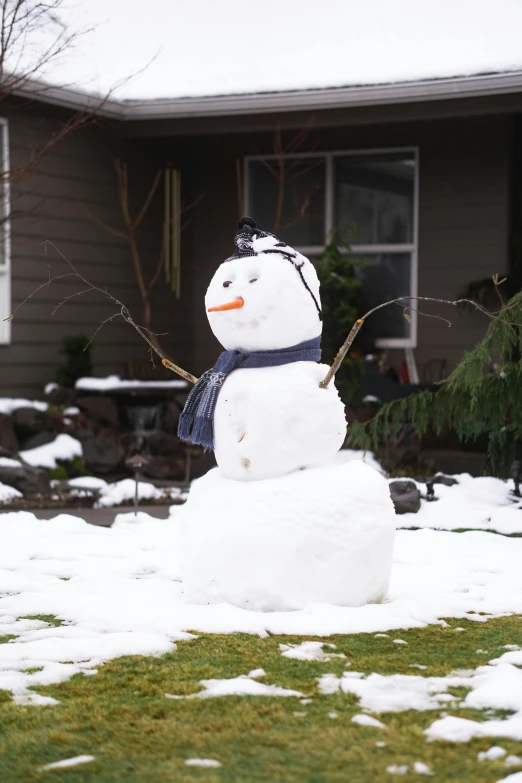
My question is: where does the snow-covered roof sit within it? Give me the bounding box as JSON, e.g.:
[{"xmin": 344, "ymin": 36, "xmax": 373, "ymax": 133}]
[{"xmin": 14, "ymin": 0, "xmax": 522, "ymax": 119}]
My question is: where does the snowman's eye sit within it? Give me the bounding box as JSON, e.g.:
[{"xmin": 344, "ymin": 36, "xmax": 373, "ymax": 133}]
[
  {"xmin": 249, "ymin": 278, "xmax": 258, "ymax": 284},
  {"xmin": 223, "ymin": 281, "xmax": 232, "ymax": 288}
]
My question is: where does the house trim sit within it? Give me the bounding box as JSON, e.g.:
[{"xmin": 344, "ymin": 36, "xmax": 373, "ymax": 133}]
[
  {"xmin": 0, "ymin": 117, "xmax": 11, "ymax": 345},
  {"xmin": 14, "ymin": 70, "xmax": 522, "ymax": 121}
]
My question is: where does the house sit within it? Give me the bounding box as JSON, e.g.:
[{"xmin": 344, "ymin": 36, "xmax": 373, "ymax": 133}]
[{"xmin": 0, "ymin": 69, "xmax": 521, "ymax": 397}]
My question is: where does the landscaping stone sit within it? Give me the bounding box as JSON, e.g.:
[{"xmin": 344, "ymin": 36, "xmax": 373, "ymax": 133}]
[
  {"xmin": 21, "ymin": 431, "xmax": 55, "ymax": 451},
  {"xmin": 0, "ymin": 413, "xmax": 19, "ymax": 452},
  {"xmin": 76, "ymin": 396, "xmax": 119, "ymax": 427},
  {"xmin": 0, "ymin": 460, "xmax": 51, "ymax": 495},
  {"xmin": 389, "ymin": 480, "xmax": 421, "ymax": 514},
  {"xmin": 45, "ymin": 384, "xmax": 75, "ymax": 407},
  {"xmin": 12, "ymin": 407, "xmax": 58, "ymax": 439},
  {"xmin": 432, "ymin": 474, "xmax": 459, "ymax": 487},
  {"xmin": 82, "ymin": 436, "xmax": 124, "ymax": 473}
]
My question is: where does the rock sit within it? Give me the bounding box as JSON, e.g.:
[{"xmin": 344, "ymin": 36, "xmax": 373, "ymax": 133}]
[
  {"xmin": 144, "ymin": 431, "xmax": 182, "ymax": 457},
  {"xmin": 45, "ymin": 384, "xmax": 75, "ymax": 406},
  {"xmin": 82, "ymin": 436, "xmax": 124, "ymax": 473},
  {"xmin": 76, "ymin": 396, "xmax": 119, "ymax": 427},
  {"xmin": 141, "ymin": 455, "xmax": 185, "ymax": 481},
  {"xmin": 20, "ymin": 430, "xmax": 55, "ymax": 451},
  {"xmin": 432, "ymin": 474, "xmax": 459, "ymax": 487},
  {"xmin": 12, "ymin": 407, "xmax": 58, "ymax": 438},
  {"xmin": 0, "ymin": 413, "xmax": 19, "ymax": 452},
  {"xmin": 0, "ymin": 460, "xmax": 50, "ymax": 495},
  {"xmin": 389, "ymin": 479, "xmax": 421, "ymax": 514}
]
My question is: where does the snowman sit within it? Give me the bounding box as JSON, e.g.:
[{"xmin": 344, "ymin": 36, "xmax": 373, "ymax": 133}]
[{"xmin": 177, "ymin": 217, "xmax": 396, "ymax": 611}]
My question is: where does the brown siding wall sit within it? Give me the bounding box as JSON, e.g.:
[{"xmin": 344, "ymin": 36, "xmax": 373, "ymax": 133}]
[
  {"xmin": 0, "ymin": 102, "xmax": 512, "ymax": 396},
  {"xmin": 158, "ymin": 113, "xmax": 511, "ymax": 378},
  {"xmin": 0, "ymin": 105, "xmax": 193, "ymax": 397}
]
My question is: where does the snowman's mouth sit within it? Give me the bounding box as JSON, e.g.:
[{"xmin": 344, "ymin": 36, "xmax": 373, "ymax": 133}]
[{"xmin": 208, "ymin": 297, "xmax": 244, "ymax": 313}]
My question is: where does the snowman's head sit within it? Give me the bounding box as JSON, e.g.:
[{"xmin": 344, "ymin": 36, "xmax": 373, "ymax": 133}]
[{"xmin": 205, "ymin": 217, "xmax": 322, "ymax": 352}]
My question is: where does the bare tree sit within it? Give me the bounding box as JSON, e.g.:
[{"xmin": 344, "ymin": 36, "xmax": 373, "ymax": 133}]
[
  {"xmin": 88, "ymin": 158, "xmax": 203, "ymax": 355},
  {"xmin": 0, "ymin": 1, "xmax": 112, "ymax": 194},
  {"xmin": 237, "ymin": 117, "xmax": 322, "ymax": 235}
]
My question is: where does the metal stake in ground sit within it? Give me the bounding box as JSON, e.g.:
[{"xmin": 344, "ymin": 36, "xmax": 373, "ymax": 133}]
[{"xmin": 125, "ymin": 454, "xmax": 150, "ymax": 517}]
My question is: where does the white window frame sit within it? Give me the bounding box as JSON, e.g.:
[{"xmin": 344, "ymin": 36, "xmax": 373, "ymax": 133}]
[
  {"xmin": 244, "ymin": 146, "xmax": 419, "ymax": 349},
  {"xmin": 0, "ymin": 117, "xmax": 11, "ymax": 345}
]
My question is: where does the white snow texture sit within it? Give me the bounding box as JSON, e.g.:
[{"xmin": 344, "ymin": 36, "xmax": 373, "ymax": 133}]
[{"xmin": 178, "ymin": 460, "xmax": 396, "ymax": 610}]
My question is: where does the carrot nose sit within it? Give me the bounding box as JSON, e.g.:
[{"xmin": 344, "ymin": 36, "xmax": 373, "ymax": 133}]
[{"xmin": 208, "ymin": 297, "xmax": 244, "ymax": 313}]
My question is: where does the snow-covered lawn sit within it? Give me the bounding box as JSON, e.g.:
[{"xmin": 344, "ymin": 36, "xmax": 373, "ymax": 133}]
[{"xmin": 0, "ymin": 503, "xmax": 521, "ymax": 702}]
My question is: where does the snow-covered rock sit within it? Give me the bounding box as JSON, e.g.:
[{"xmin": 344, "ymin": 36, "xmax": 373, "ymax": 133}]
[{"xmin": 178, "ymin": 459, "xmax": 396, "ymax": 610}]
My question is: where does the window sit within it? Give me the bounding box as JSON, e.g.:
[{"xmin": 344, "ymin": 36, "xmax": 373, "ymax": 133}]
[
  {"xmin": 0, "ymin": 118, "xmax": 10, "ymax": 345},
  {"xmin": 245, "ymin": 148, "xmax": 418, "ymax": 347}
]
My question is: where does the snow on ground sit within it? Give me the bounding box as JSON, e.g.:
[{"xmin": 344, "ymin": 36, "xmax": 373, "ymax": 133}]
[
  {"xmin": 185, "ymin": 759, "xmax": 221, "ymax": 768},
  {"xmin": 335, "ymin": 449, "xmax": 384, "ymax": 473},
  {"xmin": 166, "ymin": 669, "xmax": 303, "ymax": 700},
  {"xmin": 95, "ymin": 478, "xmax": 164, "ymax": 508},
  {"xmin": 399, "ymin": 474, "xmax": 522, "ymax": 535},
  {"xmin": 75, "ymin": 376, "xmax": 187, "ymax": 391},
  {"xmin": 40, "ymin": 755, "xmax": 95, "ymax": 771},
  {"xmin": 0, "ymin": 399, "xmax": 47, "ymax": 414},
  {"xmin": 20, "ymin": 434, "xmax": 83, "ymax": 469},
  {"xmin": 0, "ymin": 482, "xmax": 22, "ymax": 503},
  {"xmin": 0, "ymin": 457, "xmax": 22, "ymax": 468},
  {"xmin": 95, "ymin": 479, "xmax": 183, "ymax": 507},
  {"xmin": 280, "ymin": 641, "xmax": 346, "ymax": 662},
  {"xmin": 0, "ymin": 506, "xmax": 522, "ymax": 703}
]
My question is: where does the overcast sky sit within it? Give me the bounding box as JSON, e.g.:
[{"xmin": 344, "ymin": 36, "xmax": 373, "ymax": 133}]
[{"xmin": 35, "ymin": 0, "xmax": 522, "ymax": 100}]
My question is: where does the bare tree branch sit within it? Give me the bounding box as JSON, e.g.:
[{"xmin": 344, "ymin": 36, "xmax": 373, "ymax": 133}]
[
  {"xmin": 4, "ymin": 240, "xmax": 199, "ymax": 384},
  {"xmin": 319, "ymin": 293, "xmax": 522, "ymax": 390}
]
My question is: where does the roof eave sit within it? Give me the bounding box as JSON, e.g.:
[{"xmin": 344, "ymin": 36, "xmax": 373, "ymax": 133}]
[{"xmin": 14, "ymin": 70, "xmax": 522, "ymax": 121}]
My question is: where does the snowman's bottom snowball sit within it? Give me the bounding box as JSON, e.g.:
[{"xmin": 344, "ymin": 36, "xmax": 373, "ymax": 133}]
[{"xmin": 178, "ymin": 460, "xmax": 396, "ymax": 611}]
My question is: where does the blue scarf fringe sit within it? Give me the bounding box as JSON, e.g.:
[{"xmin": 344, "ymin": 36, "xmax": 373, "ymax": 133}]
[{"xmin": 177, "ymin": 336, "xmax": 321, "ymax": 451}]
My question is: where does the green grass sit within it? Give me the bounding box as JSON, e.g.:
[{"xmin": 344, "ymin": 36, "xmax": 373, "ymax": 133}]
[{"xmin": 0, "ymin": 616, "xmax": 521, "ymax": 782}]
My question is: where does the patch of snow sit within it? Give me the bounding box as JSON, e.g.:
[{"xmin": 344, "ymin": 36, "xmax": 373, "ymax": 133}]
[
  {"xmin": 400, "ymin": 474, "xmax": 522, "ymax": 534},
  {"xmin": 493, "ymin": 774, "xmax": 522, "ymax": 783},
  {"xmin": 410, "ymin": 664, "xmax": 428, "ymax": 670},
  {"xmin": 67, "ymin": 476, "xmax": 108, "ymax": 491},
  {"xmin": 75, "ymin": 375, "xmax": 187, "ymax": 391},
  {"xmin": 95, "ymin": 478, "xmax": 164, "ymax": 508},
  {"xmin": 0, "ymin": 457, "xmax": 22, "ymax": 468},
  {"xmin": 181, "ymin": 670, "xmax": 303, "ymax": 699},
  {"xmin": 63, "ymin": 407, "xmax": 80, "ymax": 416},
  {"xmin": 413, "ymin": 761, "xmax": 433, "ymax": 775},
  {"xmin": 40, "ymin": 755, "xmax": 95, "ymax": 770},
  {"xmin": 375, "ymin": 633, "xmax": 389, "ymax": 638},
  {"xmin": 376, "ymin": 741, "xmax": 387, "ymax": 748},
  {"xmin": 393, "ymin": 639, "xmax": 408, "ymax": 645},
  {"xmin": 387, "ymin": 765, "xmax": 409, "ymax": 775},
  {"xmin": 352, "ymin": 714, "xmax": 386, "ymax": 729},
  {"xmin": 20, "ymin": 434, "xmax": 82, "ymax": 469},
  {"xmin": 505, "ymin": 757, "xmax": 522, "ymax": 767},
  {"xmin": 44, "ymin": 383, "xmax": 58, "ymax": 395},
  {"xmin": 0, "ymin": 398, "xmax": 47, "ymax": 415},
  {"xmin": 0, "ymin": 511, "xmax": 522, "ymax": 700},
  {"xmin": 0, "ymin": 482, "xmax": 22, "ymax": 503},
  {"xmin": 478, "ymin": 746, "xmax": 507, "ymax": 761},
  {"xmin": 280, "ymin": 641, "xmax": 346, "ymax": 662},
  {"xmin": 185, "ymin": 759, "xmax": 221, "ymax": 767}
]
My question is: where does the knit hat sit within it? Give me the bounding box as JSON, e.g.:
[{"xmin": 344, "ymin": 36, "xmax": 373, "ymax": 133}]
[{"xmin": 228, "ymin": 217, "xmax": 322, "ymax": 321}]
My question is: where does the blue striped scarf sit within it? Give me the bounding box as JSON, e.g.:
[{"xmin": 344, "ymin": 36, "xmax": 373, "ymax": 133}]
[{"xmin": 178, "ymin": 336, "xmax": 321, "ymax": 450}]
